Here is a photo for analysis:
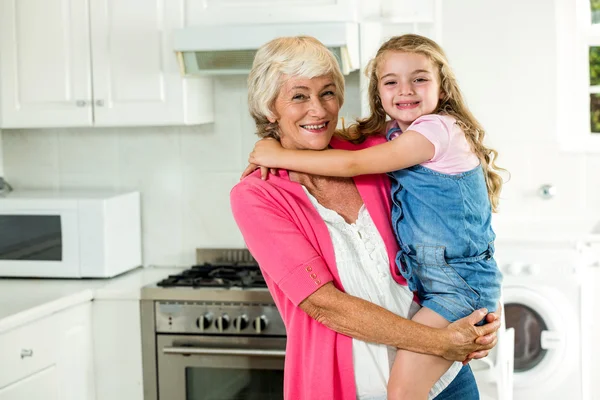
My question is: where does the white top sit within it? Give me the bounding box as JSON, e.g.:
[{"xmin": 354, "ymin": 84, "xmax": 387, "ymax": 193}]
[
  {"xmin": 303, "ymin": 188, "xmax": 461, "ymax": 399},
  {"xmin": 0, "ymin": 266, "xmax": 184, "ymax": 333}
]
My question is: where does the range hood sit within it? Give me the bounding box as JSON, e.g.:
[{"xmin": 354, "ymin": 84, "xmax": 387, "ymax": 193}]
[{"xmin": 173, "ymin": 22, "xmax": 359, "ymax": 76}]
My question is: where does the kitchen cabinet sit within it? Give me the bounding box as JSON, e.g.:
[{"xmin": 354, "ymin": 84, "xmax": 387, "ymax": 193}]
[
  {"xmin": 92, "ymin": 299, "xmax": 144, "ymax": 400},
  {"xmin": 184, "ymin": 0, "xmax": 360, "ymax": 25},
  {"xmin": 380, "ymin": 0, "xmax": 439, "ymax": 23},
  {"xmin": 0, "ymin": 302, "xmax": 95, "ymax": 400},
  {"xmin": 0, "ymin": 0, "xmax": 213, "ymax": 129}
]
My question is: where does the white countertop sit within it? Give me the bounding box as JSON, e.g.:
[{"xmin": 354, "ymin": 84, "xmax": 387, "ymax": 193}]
[{"xmin": 0, "ymin": 266, "xmax": 184, "ymax": 334}]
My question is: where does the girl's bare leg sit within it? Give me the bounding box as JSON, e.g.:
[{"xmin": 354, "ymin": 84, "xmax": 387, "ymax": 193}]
[{"xmin": 387, "ymin": 307, "xmax": 453, "ymax": 400}]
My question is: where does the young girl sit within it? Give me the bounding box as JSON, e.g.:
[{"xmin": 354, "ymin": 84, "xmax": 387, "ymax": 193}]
[{"xmin": 247, "ymin": 34, "xmax": 503, "ymax": 399}]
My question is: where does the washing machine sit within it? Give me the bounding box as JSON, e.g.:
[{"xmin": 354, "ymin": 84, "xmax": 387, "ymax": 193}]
[{"xmin": 474, "ymin": 239, "xmax": 596, "ymax": 400}]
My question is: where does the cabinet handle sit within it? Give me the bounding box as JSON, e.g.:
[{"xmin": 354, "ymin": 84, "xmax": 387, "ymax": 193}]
[
  {"xmin": 95, "ymin": 99, "xmax": 105, "ymax": 107},
  {"xmin": 20, "ymin": 349, "xmax": 33, "ymax": 359},
  {"xmin": 76, "ymin": 100, "xmax": 88, "ymax": 107}
]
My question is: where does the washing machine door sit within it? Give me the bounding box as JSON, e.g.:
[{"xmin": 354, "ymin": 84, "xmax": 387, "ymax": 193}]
[{"xmin": 503, "ymin": 285, "xmax": 575, "ymax": 388}]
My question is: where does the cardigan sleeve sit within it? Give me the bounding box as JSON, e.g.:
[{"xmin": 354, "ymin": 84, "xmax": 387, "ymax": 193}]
[{"xmin": 230, "ymin": 179, "xmax": 334, "ymax": 306}]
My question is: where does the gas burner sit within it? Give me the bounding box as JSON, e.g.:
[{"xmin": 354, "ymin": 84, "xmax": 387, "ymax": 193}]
[{"xmin": 156, "ymin": 262, "xmax": 267, "ymax": 289}]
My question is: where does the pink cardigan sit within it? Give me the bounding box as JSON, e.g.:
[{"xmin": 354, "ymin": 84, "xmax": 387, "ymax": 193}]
[{"xmin": 230, "ymin": 135, "xmax": 407, "ymax": 400}]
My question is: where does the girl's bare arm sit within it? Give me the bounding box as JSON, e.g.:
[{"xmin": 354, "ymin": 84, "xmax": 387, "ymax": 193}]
[{"xmin": 249, "ymin": 131, "xmax": 435, "ymax": 177}]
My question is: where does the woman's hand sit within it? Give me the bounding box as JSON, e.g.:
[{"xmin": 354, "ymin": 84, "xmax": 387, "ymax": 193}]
[
  {"xmin": 439, "ymin": 307, "xmax": 501, "ymax": 363},
  {"xmin": 461, "ymin": 303, "xmax": 503, "ymax": 364},
  {"xmin": 248, "ymin": 138, "xmax": 286, "ymax": 167}
]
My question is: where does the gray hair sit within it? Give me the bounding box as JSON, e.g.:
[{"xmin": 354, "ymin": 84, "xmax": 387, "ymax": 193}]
[{"xmin": 247, "ymin": 36, "xmax": 345, "ymax": 139}]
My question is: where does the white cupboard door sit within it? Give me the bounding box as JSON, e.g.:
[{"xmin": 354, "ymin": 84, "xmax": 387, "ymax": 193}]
[
  {"xmin": 0, "ymin": 366, "xmax": 60, "ymax": 400},
  {"xmin": 57, "ymin": 303, "xmax": 95, "ymax": 400},
  {"xmin": 184, "ymin": 0, "xmax": 359, "ymax": 25},
  {"xmin": 92, "ymin": 300, "xmax": 143, "ymax": 400},
  {"xmin": 0, "ymin": 0, "xmax": 93, "ymax": 128},
  {"xmin": 89, "ymin": 0, "xmax": 205, "ymax": 126}
]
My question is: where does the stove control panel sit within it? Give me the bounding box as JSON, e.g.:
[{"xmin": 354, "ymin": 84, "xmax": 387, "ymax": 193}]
[{"xmin": 155, "ymin": 301, "xmax": 286, "ymax": 336}]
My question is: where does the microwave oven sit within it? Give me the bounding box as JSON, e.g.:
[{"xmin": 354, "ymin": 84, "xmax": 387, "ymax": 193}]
[{"xmin": 0, "ymin": 190, "xmax": 142, "ymax": 278}]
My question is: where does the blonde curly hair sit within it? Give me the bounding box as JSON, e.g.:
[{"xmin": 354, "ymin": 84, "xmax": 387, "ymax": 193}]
[{"xmin": 341, "ymin": 34, "xmax": 505, "ymax": 212}]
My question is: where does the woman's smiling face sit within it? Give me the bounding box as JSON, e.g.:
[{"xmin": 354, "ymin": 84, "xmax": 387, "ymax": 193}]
[{"xmin": 269, "ymin": 74, "xmax": 340, "ymax": 150}]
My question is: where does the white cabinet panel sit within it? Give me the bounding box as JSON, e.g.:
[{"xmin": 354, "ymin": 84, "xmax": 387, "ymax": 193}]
[
  {"xmin": 0, "ymin": 0, "xmax": 93, "ymax": 128},
  {"xmin": 90, "ymin": 0, "xmax": 213, "ymax": 126},
  {"xmin": 0, "ymin": 305, "xmax": 59, "ymax": 388},
  {"xmin": 57, "ymin": 303, "xmax": 95, "ymax": 400},
  {"xmin": 184, "ymin": 0, "xmax": 359, "ymax": 25},
  {"xmin": 0, "ymin": 366, "xmax": 60, "ymax": 400},
  {"xmin": 92, "ymin": 300, "xmax": 143, "ymax": 400},
  {"xmin": 0, "ymin": 302, "xmax": 94, "ymax": 400},
  {"xmin": 380, "ymin": 0, "xmax": 438, "ymax": 22},
  {"xmin": 0, "ymin": 0, "xmax": 213, "ymax": 128}
]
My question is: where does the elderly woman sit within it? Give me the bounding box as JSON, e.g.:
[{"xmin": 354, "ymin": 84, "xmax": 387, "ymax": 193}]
[{"xmin": 230, "ymin": 36, "xmax": 499, "ymax": 400}]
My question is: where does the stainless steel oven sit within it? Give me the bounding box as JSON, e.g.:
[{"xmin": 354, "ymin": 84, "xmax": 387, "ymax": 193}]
[
  {"xmin": 157, "ymin": 335, "xmax": 285, "ymax": 400},
  {"xmin": 141, "ymin": 249, "xmax": 286, "ymax": 400}
]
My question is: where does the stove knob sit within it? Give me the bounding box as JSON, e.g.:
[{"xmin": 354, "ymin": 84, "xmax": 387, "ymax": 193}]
[
  {"xmin": 233, "ymin": 314, "xmax": 249, "ymax": 332},
  {"xmin": 216, "ymin": 314, "xmax": 230, "ymax": 332},
  {"xmin": 253, "ymin": 316, "xmax": 269, "ymax": 334},
  {"xmin": 196, "ymin": 313, "xmax": 213, "ymax": 332}
]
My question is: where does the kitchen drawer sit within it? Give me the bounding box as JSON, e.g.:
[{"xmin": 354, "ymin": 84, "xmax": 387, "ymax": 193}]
[
  {"xmin": 0, "ymin": 365, "xmax": 60, "ymax": 400},
  {"xmin": 0, "ymin": 314, "xmax": 59, "ymax": 389}
]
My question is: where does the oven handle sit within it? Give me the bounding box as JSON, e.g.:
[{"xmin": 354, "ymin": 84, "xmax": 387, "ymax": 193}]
[{"xmin": 163, "ymin": 346, "xmax": 286, "ymax": 358}]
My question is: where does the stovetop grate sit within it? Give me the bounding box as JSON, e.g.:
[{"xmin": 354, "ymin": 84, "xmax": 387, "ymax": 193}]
[{"xmin": 156, "ymin": 262, "xmax": 267, "ymax": 289}]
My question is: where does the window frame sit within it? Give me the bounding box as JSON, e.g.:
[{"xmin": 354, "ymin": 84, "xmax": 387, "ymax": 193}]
[{"xmin": 556, "ymin": 0, "xmax": 600, "ymax": 152}]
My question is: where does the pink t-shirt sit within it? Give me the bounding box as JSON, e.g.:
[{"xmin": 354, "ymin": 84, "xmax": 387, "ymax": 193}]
[
  {"xmin": 392, "ymin": 114, "xmax": 479, "ymax": 174},
  {"xmin": 230, "ymin": 135, "xmax": 404, "ymax": 400}
]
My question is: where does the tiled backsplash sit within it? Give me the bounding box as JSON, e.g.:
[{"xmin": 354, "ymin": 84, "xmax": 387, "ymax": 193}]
[{"xmin": 1, "ymin": 74, "xmax": 362, "ymax": 266}]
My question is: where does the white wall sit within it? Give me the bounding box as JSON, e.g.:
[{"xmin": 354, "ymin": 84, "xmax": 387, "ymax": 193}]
[
  {"xmin": 1, "ymin": 73, "xmax": 362, "ymax": 266},
  {"xmin": 441, "ymin": 0, "xmax": 600, "ymax": 219},
  {"xmin": 441, "ymin": 1, "xmax": 600, "ymax": 394}
]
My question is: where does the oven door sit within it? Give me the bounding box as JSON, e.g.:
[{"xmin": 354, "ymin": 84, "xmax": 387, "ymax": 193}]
[{"xmin": 157, "ymin": 335, "xmax": 286, "ymax": 400}]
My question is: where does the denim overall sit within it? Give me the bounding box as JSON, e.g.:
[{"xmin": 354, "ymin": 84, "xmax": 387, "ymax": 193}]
[{"xmin": 386, "ymin": 124, "xmax": 502, "ymax": 323}]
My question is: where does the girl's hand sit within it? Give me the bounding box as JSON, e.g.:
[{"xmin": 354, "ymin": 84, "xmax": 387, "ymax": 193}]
[
  {"xmin": 248, "ymin": 138, "xmax": 286, "ymax": 168},
  {"xmin": 439, "ymin": 308, "xmax": 500, "ymax": 362},
  {"xmin": 240, "ymin": 163, "xmax": 278, "ymax": 180}
]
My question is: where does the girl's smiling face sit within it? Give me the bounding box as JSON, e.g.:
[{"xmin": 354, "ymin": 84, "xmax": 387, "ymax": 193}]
[
  {"xmin": 269, "ymin": 75, "xmax": 339, "ymax": 150},
  {"xmin": 377, "ymin": 51, "xmax": 443, "ymax": 131}
]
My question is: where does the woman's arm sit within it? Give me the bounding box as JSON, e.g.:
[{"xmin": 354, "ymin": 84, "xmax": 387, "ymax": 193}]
[
  {"xmin": 301, "ymin": 282, "xmax": 499, "ymax": 361},
  {"xmin": 248, "ymin": 131, "xmax": 434, "ymax": 177},
  {"xmin": 231, "ymin": 181, "xmax": 498, "ymax": 361}
]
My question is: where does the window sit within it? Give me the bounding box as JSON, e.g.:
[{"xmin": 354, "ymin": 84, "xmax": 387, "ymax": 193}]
[
  {"xmin": 556, "ymin": 0, "xmax": 600, "ymax": 151},
  {"xmin": 588, "ymin": 1, "xmax": 600, "ymax": 133}
]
